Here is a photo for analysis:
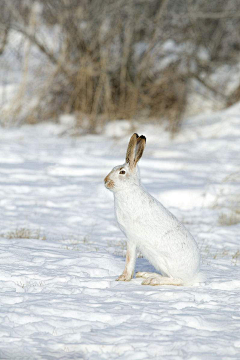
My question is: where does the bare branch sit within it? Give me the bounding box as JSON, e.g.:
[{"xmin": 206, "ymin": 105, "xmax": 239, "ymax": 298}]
[{"xmin": 0, "ymin": 25, "xmax": 9, "ymax": 55}]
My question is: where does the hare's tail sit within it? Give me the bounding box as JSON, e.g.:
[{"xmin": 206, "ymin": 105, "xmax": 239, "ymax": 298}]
[{"xmin": 184, "ymin": 271, "xmax": 206, "ymax": 286}]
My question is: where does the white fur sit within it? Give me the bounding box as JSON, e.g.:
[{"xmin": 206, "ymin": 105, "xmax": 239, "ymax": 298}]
[{"xmin": 105, "ymin": 142, "xmax": 201, "ymax": 286}]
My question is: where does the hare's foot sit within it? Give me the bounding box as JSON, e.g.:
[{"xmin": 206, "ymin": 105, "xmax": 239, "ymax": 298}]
[
  {"xmin": 136, "ymin": 272, "xmax": 161, "ymax": 279},
  {"xmin": 116, "ymin": 272, "xmax": 133, "ymax": 282},
  {"xmin": 142, "ymin": 276, "xmax": 183, "ymax": 286}
]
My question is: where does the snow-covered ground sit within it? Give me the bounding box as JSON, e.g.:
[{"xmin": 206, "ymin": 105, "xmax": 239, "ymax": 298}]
[{"xmin": 0, "ymin": 105, "xmax": 240, "ymax": 359}]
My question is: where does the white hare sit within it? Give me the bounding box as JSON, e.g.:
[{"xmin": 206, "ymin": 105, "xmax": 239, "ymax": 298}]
[{"xmin": 104, "ymin": 133, "xmax": 201, "ymax": 286}]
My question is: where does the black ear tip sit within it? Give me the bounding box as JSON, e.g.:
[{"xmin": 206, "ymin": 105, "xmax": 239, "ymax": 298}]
[
  {"xmin": 140, "ymin": 135, "xmax": 146, "ymax": 142},
  {"xmin": 134, "ymin": 133, "xmax": 139, "ymax": 138}
]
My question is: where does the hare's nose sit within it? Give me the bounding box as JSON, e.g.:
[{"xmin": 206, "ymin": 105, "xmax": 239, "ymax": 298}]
[{"xmin": 104, "ymin": 174, "xmax": 115, "ymax": 189}]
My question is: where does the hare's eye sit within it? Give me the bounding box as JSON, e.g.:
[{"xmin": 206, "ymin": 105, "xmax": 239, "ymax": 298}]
[{"xmin": 119, "ymin": 170, "xmax": 126, "ymax": 175}]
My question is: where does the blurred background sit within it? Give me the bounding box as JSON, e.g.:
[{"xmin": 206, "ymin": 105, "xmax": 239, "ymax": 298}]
[{"xmin": 1, "ymin": 0, "xmax": 240, "ymax": 135}]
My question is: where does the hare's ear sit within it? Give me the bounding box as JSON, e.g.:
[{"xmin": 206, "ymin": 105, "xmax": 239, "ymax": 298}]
[
  {"xmin": 134, "ymin": 135, "xmax": 146, "ymax": 167},
  {"xmin": 126, "ymin": 133, "xmax": 139, "ymax": 167}
]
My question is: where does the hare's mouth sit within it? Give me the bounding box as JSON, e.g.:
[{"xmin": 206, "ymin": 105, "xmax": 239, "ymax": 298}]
[
  {"xmin": 104, "ymin": 175, "xmax": 115, "ymax": 190},
  {"xmin": 104, "ymin": 179, "xmax": 115, "ymax": 189}
]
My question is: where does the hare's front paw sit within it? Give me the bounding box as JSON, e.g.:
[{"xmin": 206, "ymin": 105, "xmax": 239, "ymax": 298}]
[{"xmin": 116, "ymin": 273, "xmax": 132, "ymax": 281}]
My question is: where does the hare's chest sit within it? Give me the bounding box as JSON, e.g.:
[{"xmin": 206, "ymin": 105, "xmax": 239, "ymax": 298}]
[
  {"xmin": 114, "ymin": 198, "xmax": 140, "ymax": 231},
  {"xmin": 115, "ymin": 205, "xmax": 132, "ymax": 229}
]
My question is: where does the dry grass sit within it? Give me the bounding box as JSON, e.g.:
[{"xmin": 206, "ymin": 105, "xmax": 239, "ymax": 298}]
[
  {"xmin": 4, "ymin": 228, "xmax": 46, "ymax": 240},
  {"xmin": 218, "ymin": 211, "xmax": 240, "ymax": 226},
  {"xmin": 232, "ymin": 250, "xmax": 240, "ymax": 265},
  {"xmin": 219, "ymin": 171, "xmax": 240, "ymax": 226},
  {"xmin": 2, "ymin": 0, "xmax": 240, "ymax": 134},
  {"xmin": 200, "ymin": 240, "xmax": 240, "ymax": 265}
]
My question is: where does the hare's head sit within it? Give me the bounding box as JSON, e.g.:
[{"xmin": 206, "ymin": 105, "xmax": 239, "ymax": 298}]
[{"xmin": 104, "ymin": 133, "xmax": 146, "ymax": 192}]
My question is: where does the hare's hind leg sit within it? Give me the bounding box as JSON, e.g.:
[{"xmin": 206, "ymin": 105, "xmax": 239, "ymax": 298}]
[
  {"xmin": 142, "ymin": 275, "xmax": 183, "ymax": 286},
  {"xmin": 136, "ymin": 272, "xmax": 162, "ymax": 279}
]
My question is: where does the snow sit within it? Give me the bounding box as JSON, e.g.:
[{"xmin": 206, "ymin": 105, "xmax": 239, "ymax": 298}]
[{"xmin": 0, "ymin": 105, "xmax": 240, "ymax": 358}]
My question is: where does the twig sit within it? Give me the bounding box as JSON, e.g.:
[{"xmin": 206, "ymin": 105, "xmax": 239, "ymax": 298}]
[{"xmin": 189, "ymin": 72, "xmax": 227, "ymax": 99}]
